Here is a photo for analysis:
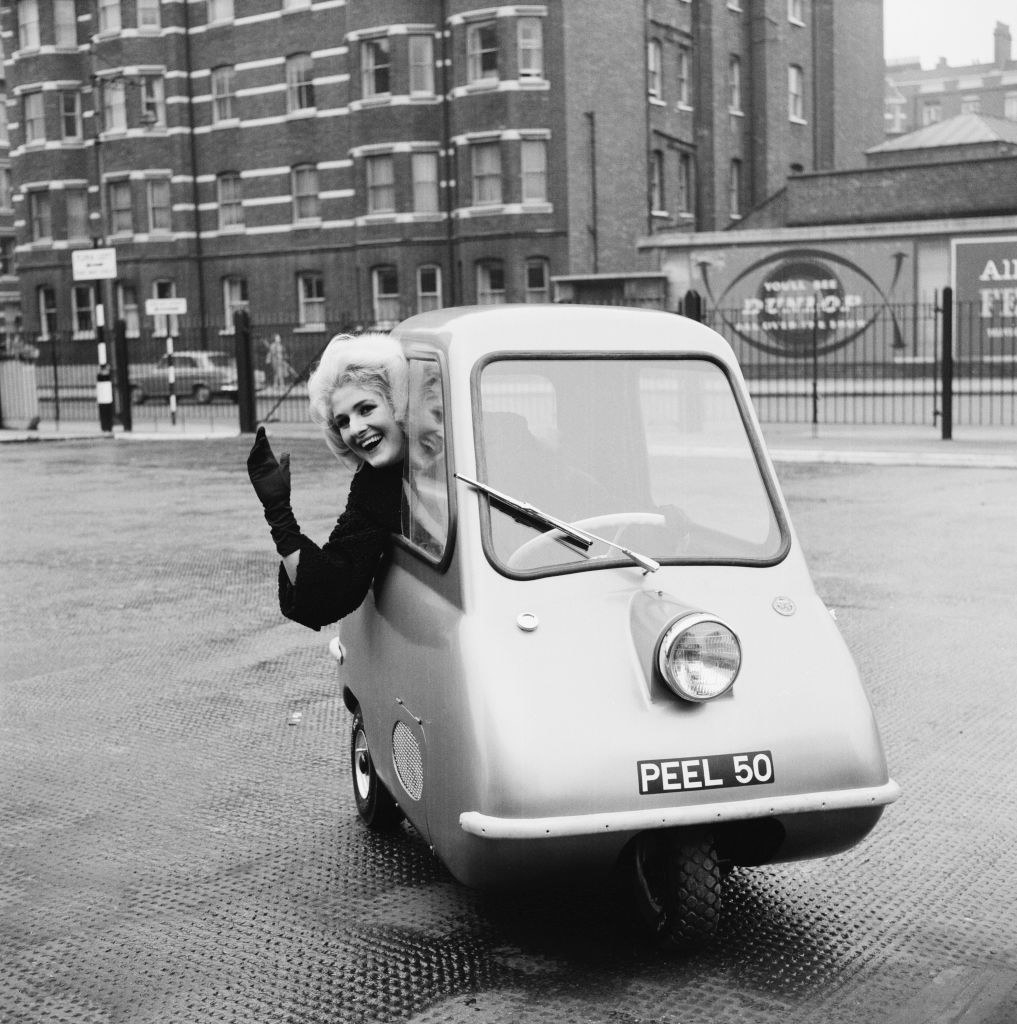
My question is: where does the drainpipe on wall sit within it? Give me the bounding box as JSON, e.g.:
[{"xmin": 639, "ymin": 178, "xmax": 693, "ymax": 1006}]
[
  {"xmin": 584, "ymin": 111, "xmax": 599, "ymax": 274},
  {"xmin": 182, "ymin": 0, "xmax": 208, "ymax": 346},
  {"xmin": 439, "ymin": 0, "xmax": 458, "ymax": 305}
]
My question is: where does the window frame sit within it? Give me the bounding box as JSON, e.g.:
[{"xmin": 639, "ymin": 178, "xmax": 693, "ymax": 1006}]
[
  {"xmin": 60, "ymin": 89, "xmax": 82, "ymax": 140},
  {"xmin": 17, "ymin": 0, "xmax": 41, "ymax": 50},
  {"xmin": 147, "ymin": 177, "xmax": 172, "ymax": 233},
  {"xmin": 471, "ymin": 141, "xmax": 502, "ymax": 206},
  {"xmin": 677, "ymin": 46, "xmax": 692, "ymax": 107},
  {"xmin": 102, "ymin": 79, "xmax": 127, "ymax": 133},
  {"xmin": 297, "ymin": 272, "xmax": 325, "ymax": 328},
  {"xmin": 650, "ymin": 149, "xmax": 665, "ymax": 214},
  {"xmin": 23, "ymin": 91, "xmax": 45, "ymax": 144},
  {"xmin": 65, "ymin": 187, "xmax": 89, "ymax": 239},
  {"xmin": 107, "ymin": 179, "xmax": 134, "ymax": 235},
  {"xmin": 411, "ymin": 151, "xmax": 440, "ymax": 213},
  {"xmin": 520, "ymin": 139, "xmax": 547, "ymax": 203},
  {"xmin": 361, "ymin": 37, "xmax": 392, "ymax": 98},
  {"xmin": 372, "ymin": 265, "xmax": 401, "ymax": 326},
  {"xmin": 38, "ymin": 285, "xmax": 58, "ymax": 339},
  {"xmin": 647, "ymin": 39, "xmax": 663, "ymax": 100},
  {"xmin": 366, "ymin": 154, "xmax": 396, "ymax": 214},
  {"xmin": 524, "ymin": 257, "xmax": 549, "ymax": 303},
  {"xmin": 286, "ymin": 53, "xmax": 316, "ymax": 112},
  {"xmin": 517, "ymin": 17, "xmax": 544, "ymax": 79},
  {"xmin": 137, "ymin": 0, "xmax": 161, "ymax": 29},
  {"xmin": 54, "ymin": 0, "xmax": 77, "ymax": 46},
  {"xmin": 729, "ymin": 55, "xmax": 742, "ymax": 114},
  {"xmin": 211, "ymin": 65, "xmax": 236, "ymax": 122},
  {"xmin": 28, "ymin": 189, "xmax": 52, "ymax": 240},
  {"xmin": 729, "ymin": 158, "xmax": 742, "ymax": 219},
  {"xmin": 467, "ymin": 21, "xmax": 499, "ymax": 83},
  {"xmin": 292, "ymin": 164, "xmax": 320, "ymax": 222},
  {"xmin": 97, "ymin": 0, "xmax": 122, "ymax": 34},
  {"xmin": 220, "ymin": 277, "xmax": 246, "ymax": 332},
  {"xmin": 153, "ymin": 279, "xmax": 180, "ymax": 337},
  {"xmin": 416, "ymin": 265, "xmax": 442, "ymax": 313},
  {"xmin": 117, "ymin": 283, "xmax": 141, "ymax": 338},
  {"xmin": 409, "ymin": 34, "xmax": 435, "ymax": 95},
  {"xmin": 216, "ymin": 172, "xmax": 244, "ymax": 229},
  {"xmin": 788, "ymin": 63, "xmax": 805, "ymax": 122},
  {"xmin": 788, "ymin": 0, "xmax": 804, "ymax": 24},
  {"xmin": 141, "ymin": 75, "xmax": 166, "ymax": 128},
  {"xmin": 476, "ymin": 259, "xmax": 506, "ymax": 304},
  {"xmin": 207, "ymin": 0, "xmax": 233, "ymax": 24},
  {"xmin": 72, "ymin": 285, "xmax": 96, "ymax": 339}
]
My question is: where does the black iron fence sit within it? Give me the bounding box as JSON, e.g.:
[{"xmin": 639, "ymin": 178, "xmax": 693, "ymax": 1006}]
[{"xmin": 6, "ymin": 293, "xmax": 1015, "ymax": 432}]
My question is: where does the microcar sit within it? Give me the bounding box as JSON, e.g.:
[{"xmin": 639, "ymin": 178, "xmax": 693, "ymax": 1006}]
[{"xmin": 332, "ymin": 304, "xmax": 899, "ymax": 946}]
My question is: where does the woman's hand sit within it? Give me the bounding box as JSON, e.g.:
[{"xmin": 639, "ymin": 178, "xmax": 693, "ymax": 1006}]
[{"xmin": 247, "ymin": 426, "xmax": 302, "ymax": 557}]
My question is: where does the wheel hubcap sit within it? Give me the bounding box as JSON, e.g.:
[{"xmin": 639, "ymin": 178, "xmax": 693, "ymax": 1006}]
[{"xmin": 353, "ymin": 729, "xmax": 372, "ymax": 801}]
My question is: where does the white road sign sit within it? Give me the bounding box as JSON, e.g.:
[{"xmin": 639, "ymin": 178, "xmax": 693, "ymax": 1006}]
[
  {"xmin": 71, "ymin": 248, "xmax": 118, "ymax": 281},
  {"xmin": 145, "ymin": 298, "xmax": 189, "ymax": 316}
]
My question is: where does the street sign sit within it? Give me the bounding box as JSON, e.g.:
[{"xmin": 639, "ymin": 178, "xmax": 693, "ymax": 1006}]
[
  {"xmin": 145, "ymin": 297, "xmax": 188, "ymax": 316},
  {"xmin": 71, "ymin": 248, "xmax": 118, "ymax": 281}
]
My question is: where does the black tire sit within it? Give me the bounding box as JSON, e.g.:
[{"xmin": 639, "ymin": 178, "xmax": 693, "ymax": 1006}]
[
  {"xmin": 350, "ymin": 707, "xmax": 403, "ymax": 831},
  {"xmin": 130, "ymin": 385, "xmax": 146, "ymax": 405},
  {"xmin": 192, "ymin": 383, "xmax": 212, "ymax": 404},
  {"xmin": 626, "ymin": 829, "xmax": 722, "ymax": 951}
]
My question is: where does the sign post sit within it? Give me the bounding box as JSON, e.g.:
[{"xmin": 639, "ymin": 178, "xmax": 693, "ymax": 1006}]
[
  {"xmin": 145, "ymin": 298, "xmax": 188, "ymax": 426},
  {"xmin": 72, "ymin": 248, "xmax": 118, "ymax": 434}
]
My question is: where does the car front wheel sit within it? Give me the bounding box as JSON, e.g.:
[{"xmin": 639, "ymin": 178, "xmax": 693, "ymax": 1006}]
[
  {"xmin": 192, "ymin": 383, "xmax": 212, "ymax": 404},
  {"xmin": 350, "ymin": 707, "xmax": 403, "ymax": 831},
  {"xmin": 130, "ymin": 385, "xmax": 146, "ymax": 405}
]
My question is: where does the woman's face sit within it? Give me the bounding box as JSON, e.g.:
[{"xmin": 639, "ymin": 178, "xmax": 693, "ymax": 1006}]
[{"xmin": 330, "ymin": 385, "xmax": 405, "ymax": 468}]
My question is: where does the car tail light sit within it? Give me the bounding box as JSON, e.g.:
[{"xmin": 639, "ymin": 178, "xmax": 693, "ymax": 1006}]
[{"xmin": 656, "ymin": 613, "xmax": 741, "ymax": 702}]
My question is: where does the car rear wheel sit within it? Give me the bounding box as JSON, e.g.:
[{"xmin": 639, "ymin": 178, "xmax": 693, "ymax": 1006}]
[
  {"xmin": 350, "ymin": 707, "xmax": 403, "ymax": 831},
  {"xmin": 626, "ymin": 829, "xmax": 722, "ymax": 950},
  {"xmin": 130, "ymin": 385, "xmax": 146, "ymax": 405},
  {"xmin": 192, "ymin": 383, "xmax": 212, "ymax": 404}
]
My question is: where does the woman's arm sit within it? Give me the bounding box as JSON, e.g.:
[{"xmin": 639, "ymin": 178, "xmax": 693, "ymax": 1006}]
[{"xmin": 282, "ymin": 550, "xmax": 299, "ymax": 584}]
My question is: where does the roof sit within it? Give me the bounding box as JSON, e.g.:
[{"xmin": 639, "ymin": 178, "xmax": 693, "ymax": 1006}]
[{"xmin": 868, "ymin": 113, "xmax": 1017, "ymax": 153}]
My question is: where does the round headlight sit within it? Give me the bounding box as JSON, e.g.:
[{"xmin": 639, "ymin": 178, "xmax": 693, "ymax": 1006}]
[{"xmin": 656, "ymin": 614, "xmax": 741, "ymax": 702}]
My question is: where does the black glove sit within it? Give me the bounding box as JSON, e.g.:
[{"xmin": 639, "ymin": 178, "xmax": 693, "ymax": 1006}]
[{"xmin": 247, "ymin": 426, "xmax": 301, "ymax": 556}]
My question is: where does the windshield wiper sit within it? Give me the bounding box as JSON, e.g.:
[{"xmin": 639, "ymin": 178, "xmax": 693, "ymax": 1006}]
[{"xmin": 455, "ymin": 473, "xmax": 660, "ymax": 574}]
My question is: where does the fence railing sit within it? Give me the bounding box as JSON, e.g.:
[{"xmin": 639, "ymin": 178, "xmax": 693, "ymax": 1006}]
[{"xmin": 6, "ymin": 296, "xmax": 1015, "ymax": 432}]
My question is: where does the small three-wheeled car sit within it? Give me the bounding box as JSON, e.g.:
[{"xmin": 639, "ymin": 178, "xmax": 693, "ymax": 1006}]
[{"xmin": 333, "ymin": 304, "xmax": 899, "ymax": 946}]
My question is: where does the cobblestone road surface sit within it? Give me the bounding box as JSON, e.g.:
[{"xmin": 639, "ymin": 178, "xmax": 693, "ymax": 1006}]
[{"xmin": 2, "ymin": 437, "xmax": 1015, "ymax": 1024}]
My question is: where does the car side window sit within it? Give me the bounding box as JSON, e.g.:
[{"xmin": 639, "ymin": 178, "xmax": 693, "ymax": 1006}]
[{"xmin": 401, "ymin": 357, "xmax": 449, "ymax": 561}]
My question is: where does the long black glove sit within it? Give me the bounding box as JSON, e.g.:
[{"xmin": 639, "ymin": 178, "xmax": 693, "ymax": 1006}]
[{"xmin": 247, "ymin": 426, "xmax": 302, "ymax": 557}]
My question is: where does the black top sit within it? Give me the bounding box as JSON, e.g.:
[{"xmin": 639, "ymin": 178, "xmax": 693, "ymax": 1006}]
[{"xmin": 278, "ymin": 460, "xmax": 403, "ymax": 631}]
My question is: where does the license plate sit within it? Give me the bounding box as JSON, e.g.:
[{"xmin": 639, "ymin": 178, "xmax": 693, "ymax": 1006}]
[{"xmin": 637, "ymin": 750, "xmax": 775, "ymax": 795}]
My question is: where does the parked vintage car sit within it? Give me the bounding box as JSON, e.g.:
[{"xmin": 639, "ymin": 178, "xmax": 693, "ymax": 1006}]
[
  {"xmin": 130, "ymin": 350, "xmax": 264, "ymax": 404},
  {"xmin": 332, "ymin": 304, "xmax": 900, "ymax": 946}
]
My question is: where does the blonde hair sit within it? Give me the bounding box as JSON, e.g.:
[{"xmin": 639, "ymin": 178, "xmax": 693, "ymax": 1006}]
[{"xmin": 307, "ymin": 332, "xmax": 408, "ymax": 468}]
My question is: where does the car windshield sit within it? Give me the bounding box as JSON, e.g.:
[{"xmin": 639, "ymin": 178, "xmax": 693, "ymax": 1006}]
[{"xmin": 475, "ymin": 356, "xmax": 786, "ymax": 574}]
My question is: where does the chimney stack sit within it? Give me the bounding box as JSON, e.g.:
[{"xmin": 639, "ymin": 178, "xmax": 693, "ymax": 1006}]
[{"xmin": 994, "ymin": 21, "xmax": 1011, "ymax": 67}]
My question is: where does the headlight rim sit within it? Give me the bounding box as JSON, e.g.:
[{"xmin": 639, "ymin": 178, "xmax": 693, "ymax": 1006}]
[{"xmin": 655, "ymin": 611, "xmax": 742, "ymax": 703}]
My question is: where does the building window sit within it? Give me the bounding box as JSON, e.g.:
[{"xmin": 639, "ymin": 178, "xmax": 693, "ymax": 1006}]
[
  {"xmin": 66, "ymin": 188, "xmax": 89, "ymax": 238},
  {"xmin": 961, "ymin": 95, "xmax": 980, "ymax": 115},
  {"xmin": 1006, "ymin": 92, "xmax": 1017, "ymax": 120},
  {"xmin": 60, "ymin": 90, "xmax": 82, "ymax": 140},
  {"xmin": 677, "ymin": 152, "xmax": 693, "ymax": 213},
  {"xmin": 0, "ymin": 169, "xmax": 13, "ymax": 209},
  {"xmin": 17, "ymin": 0, "xmax": 41, "ymax": 49},
  {"xmin": 217, "ymin": 173, "xmax": 244, "ymax": 229},
  {"xmin": 521, "ymin": 139, "xmax": 547, "ymax": 202},
  {"xmin": 0, "ymin": 238, "xmax": 13, "ymax": 274},
  {"xmin": 28, "ymin": 190, "xmax": 52, "ymax": 240},
  {"xmin": 729, "ymin": 158, "xmax": 742, "ymax": 218},
  {"xmin": 207, "ymin": 0, "xmax": 232, "ymax": 23},
  {"xmin": 138, "ymin": 0, "xmax": 161, "ymax": 29},
  {"xmin": 23, "ymin": 92, "xmax": 45, "ymax": 143},
  {"xmin": 108, "ymin": 180, "xmax": 133, "ymax": 234},
  {"xmin": 372, "ymin": 266, "xmax": 400, "ymax": 325},
  {"xmin": 366, "ymin": 154, "xmax": 395, "ymax": 213},
  {"xmin": 417, "ymin": 265, "xmax": 442, "ymax": 312},
  {"xmin": 677, "ymin": 46, "xmax": 691, "ymax": 107},
  {"xmin": 117, "ymin": 284, "xmax": 140, "ymax": 338},
  {"xmin": 286, "ymin": 53, "xmax": 315, "ymax": 111},
  {"xmin": 788, "ymin": 64, "xmax": 805, "ymax": 121},
  {"xmin": 922, "ymin": 101, "xmax": 941, "ymax": 125},
  {"xmin": 211, "ymin": 66, "xmax": 235, "ymax": 122},
  {"xmin": 409, "ymin": 35, "xmax": 435, "ymax": 94},
  {"xmin": 72, "ymin": 286, "xmax": 96, "ymax": 338},
  {"xmin": 467, "ymin": 21, "xmax": 499, "ymax": 82},
  {"xmin": 0, "ymin": 104, "xmax": 6, "ymax": 145},
  {"xmin": 98, "ymin": 0, "xmax": 121, "ymax": 33},
  {"xmin": 297, "ymin": 273, "xmax": 325, "ymax": 327},
  {"xmin": 729, "ymin": 55, "xmax": 742, "ymax": 113},
  {"xmin": 524, "ymin": 258, "xmax": 549, "ymax": 302},
  {"xmin": 361, "ymin": 38, "xmax": 391, "ymax": 97},
  {"xmin": 788, "ymin": 0, "xmax": 804, "ymax": 23},
  {"xmin": 54, "ymin": 0, "xmax": 77, "ymax": 45},
  {"xmin": 147, "ymin": 178, "xmax": 172, "ymax": 232},
  {"xmin": 37, "ymin": 286, "xmax": 57, "ymax": 338},
  {"xmin": 102, "ymin": 79, "xmax": 127, "ymax": 132},
  {"xmin": 154, "ymin": 280, "xmax": 180, "ymax": 336},
  {"xmin": 471, "ymin": 142, "xmax": 502, "ymax": 205},
  {"xmin": 412, "ymin": 152, "xmax": 439, "ymax": 212},
  {"xmin": 647, "ymin": 39, "xmax": 662, "ymax": 99},
  {"xmin": 518, "ymin": 17, "xmax": 543, "ymax": 78},
  {"xmin": 476, "ymin": 260, "xmax": 506, "ymax": 304},
  {"xmin": 141, "ymin": 75, "xmax": 166, "ymax": 127},
  {"xmin": 292, "ymin": 165, "xmax": 319, "ymax": 221},
  {"xmin": 221, "ymin": 277, "xmax": 246, "ymax": 329},
  {"xmin": 650, "ymin": 150, "xmax": 665, "ymax": 213}
]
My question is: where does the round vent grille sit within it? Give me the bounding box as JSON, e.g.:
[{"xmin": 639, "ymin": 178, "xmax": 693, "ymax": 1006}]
[{"xmin": 392, "ymin": 721, "xmax": 423, "ymax": 801}]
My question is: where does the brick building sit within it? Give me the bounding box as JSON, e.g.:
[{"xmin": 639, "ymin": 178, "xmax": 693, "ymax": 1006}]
[
  {"xmin": 885, "ymin": 21, "xmax": 1017, "ymax": 137},
  {"xmin": 1, "ymin": 0, "xmax": 884, "ymax": 345}
]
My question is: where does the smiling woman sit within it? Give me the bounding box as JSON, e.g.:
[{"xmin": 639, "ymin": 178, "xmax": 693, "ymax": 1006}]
[{"xmin": 246, "ymin": 333, "xmax": 409, "ymax": 630}]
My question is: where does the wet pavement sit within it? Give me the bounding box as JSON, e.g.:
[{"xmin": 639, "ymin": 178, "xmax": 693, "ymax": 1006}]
[{"xmin": 2, "ymin": 436, "xmax": 1016, "ymax": 1024}]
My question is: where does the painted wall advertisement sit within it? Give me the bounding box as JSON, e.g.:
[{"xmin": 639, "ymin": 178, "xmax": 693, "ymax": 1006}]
[
  {"xmin": 952, "ymin": 236, "xmax": 1017, "ymax": 355},
  {"xmin": 687, "ymin": 241, "xmax": 912, "ymax": 359}
]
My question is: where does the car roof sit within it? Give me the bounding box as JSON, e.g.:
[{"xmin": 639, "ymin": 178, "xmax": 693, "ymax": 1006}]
[{"xmin": 393, "ymin": 304, "xmax": 737, "ymax": 367}]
